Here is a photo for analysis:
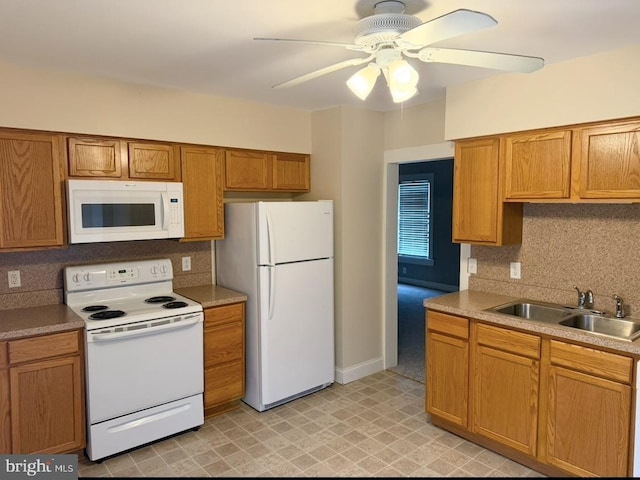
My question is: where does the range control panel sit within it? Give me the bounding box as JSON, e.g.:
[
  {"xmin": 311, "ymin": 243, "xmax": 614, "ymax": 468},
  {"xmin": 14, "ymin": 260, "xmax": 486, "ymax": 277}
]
[{"xmin": 64, "ymin": 259, "xmax": 174, "ymax": 292}]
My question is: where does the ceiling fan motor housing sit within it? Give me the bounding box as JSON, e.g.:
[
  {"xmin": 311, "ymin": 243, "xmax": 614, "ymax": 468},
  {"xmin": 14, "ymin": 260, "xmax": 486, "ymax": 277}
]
[{"xmin": 354, "ymin": 1, "xmax": 421, "ymax": 46}]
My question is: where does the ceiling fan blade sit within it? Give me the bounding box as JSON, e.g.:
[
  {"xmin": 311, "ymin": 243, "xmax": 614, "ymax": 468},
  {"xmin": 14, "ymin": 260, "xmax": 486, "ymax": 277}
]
[
  {"xmin": 418, "ymin": 47, "xmax": 544, "ymax": 73},
  {"xmin": 254, "ymin": 37, "xmax": 365, "ymax": 52},
  {"xmin": 398, "ymin": 9, "xmax": 497, "ymax": 48},
  {"xmin": 273, "ymin": 54, "xmax": 375, "ymax": 89}
]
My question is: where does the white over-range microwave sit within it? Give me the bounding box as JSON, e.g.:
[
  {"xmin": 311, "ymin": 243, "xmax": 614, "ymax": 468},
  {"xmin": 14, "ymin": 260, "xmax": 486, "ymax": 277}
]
[{"xmin": 66, "ymin": 179, "xmax": 185, "ymax": 244}]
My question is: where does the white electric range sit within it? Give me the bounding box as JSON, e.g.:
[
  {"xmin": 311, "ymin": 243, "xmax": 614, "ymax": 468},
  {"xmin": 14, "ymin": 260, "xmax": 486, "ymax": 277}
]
[{"xmin": 64, "ymin": 258, "xmax": 204, "ymax": 462}]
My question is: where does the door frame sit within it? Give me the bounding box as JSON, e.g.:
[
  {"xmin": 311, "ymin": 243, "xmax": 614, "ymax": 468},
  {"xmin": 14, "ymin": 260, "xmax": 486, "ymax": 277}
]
[{"xmin": 382, "ymin": 142, "xmax": 471, "ymax": 369}]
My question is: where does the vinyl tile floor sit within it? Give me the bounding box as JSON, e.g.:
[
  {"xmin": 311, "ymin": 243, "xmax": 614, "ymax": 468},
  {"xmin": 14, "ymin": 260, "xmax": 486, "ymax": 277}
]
[{"xmin": 78, "ymin": 370, "xmax": 545, "ymax": 478}]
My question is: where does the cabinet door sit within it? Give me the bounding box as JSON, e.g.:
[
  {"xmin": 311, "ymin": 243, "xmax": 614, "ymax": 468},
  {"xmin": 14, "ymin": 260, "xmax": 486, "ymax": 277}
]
[
  {"xmin": 67, "ymin": 136, "xmax": 123, "ymax": 177},
  {"xmin": 452, "ymin": 137, "xmax": 522, "ymax": 246},
  {"xmin": 10, "ymin": 355, "xmax": 84, "ymax": 454},
  {"xmin": 128, "ymin": 142, "xmax": 177, "ymax": 180},
  {"xmin": 272, "ymin": 153, "xmax": 310, "ymax": 191},
  {"xmin": 204, "ymin": 360, "xmax": 244, "ymax": 409},
  {"xmin": 224, "ymin": 149, "xmax": 272, "ymax": 191},
  {"xmin": 0, "ymin": 132, "xmax": 64, "ymax": 249},
  {"xmin": 180, "ymin": 146, "xmax": 224, "ymax": 240},
  {"xmin": 0, "ymin": 342, "xmax": 9, "ymax": 454},
  {"xmin": 576, "ymin": 120, "xmax": 640, "ymax": 198},
  {"xmin": 546, "ymin": 365, "xmax": 630, "ymax": 477},
  {"xmin": 472, "ymin": 345, "xmax": 539, "ymax": 456},
  {"xmin": 503, "ymin": 130, "xmax": 572, "ymax": 199},
  {"xmin": 426, "ymin": 312, "xmax": 469, "ymax": 427}
]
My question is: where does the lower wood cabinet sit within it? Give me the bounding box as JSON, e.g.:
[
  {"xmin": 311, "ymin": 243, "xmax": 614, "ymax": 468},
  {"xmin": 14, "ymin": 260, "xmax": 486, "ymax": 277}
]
[
  {"xmin": 0, "ymin": 330, "xmax": 85, "ymax": 454},
  {"xmin": 541, "ymin": 340, "xmax": 632, "ymax": 477},
  {"xmin": 425, "ymin": 311, "xmax": 469, "ymax": 427},
  {"xmin": 425, "ymin": 310, "xmax": 635, "ymax": 477},
  {"xmin": 203, "ymin": 302, "xmax": 245, "ymax": 417},
  {"xmin": 472, "ymin": 323, "xmax": 540, "ymax": 456}
]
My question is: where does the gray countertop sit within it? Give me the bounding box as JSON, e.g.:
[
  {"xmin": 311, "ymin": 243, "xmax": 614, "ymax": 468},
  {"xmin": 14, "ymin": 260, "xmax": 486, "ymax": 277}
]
[
  {"xmin": 425, "ymin": 290, "xmax": 640, "ymax": 357},
  {"xmin": 176, "ymin": 285, "xmax": 248, "ymax": 309},
  {"xmin": 0, "ymin": 304, "xmax": 85, "ymax": 340}
]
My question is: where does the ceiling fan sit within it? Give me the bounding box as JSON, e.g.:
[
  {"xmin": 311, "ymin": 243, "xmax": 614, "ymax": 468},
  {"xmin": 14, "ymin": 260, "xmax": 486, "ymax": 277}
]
[{"xmin": 255, "ymin": 0, "xmax": 544, "ymax": 103}]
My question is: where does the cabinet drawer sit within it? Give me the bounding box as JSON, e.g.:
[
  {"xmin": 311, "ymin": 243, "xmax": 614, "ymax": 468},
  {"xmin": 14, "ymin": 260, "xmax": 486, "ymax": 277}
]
[
  {"xmin": 204, "ymin": 321, "xmax": 243, "ymax": 368},
  {"xmin": 205, "ymin": 303, "xmax": 244, "ymax": 327},
  {"xmin": 8, "ymin": 331, "xmax": 79, "ymax": 365},
  {"xmin": 427, "ymin": 311, "xmax": 469, "ymax": 339},
  {"xmin": 476, "ymin": 323, "xmax": 540, "ymax": 359},
  {"xmin": 549, "ymin": 340, "xmax": 633, "ymax": 384},
  {"xmin": 204, "ymin": 360, "xmax": 244, "ymax": 408}
]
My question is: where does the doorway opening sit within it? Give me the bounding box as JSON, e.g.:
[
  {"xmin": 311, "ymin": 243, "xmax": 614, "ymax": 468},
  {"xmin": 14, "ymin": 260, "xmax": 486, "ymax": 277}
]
[{"xmin": 389, "ymin": 159, "xmax": 460, "ymax": 382}]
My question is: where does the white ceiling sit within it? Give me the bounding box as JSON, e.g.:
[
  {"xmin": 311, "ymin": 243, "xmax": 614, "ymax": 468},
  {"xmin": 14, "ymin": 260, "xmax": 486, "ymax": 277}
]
[{"xmin": 0, "ymin": 0, "xmax": 638, "ymax": 112}]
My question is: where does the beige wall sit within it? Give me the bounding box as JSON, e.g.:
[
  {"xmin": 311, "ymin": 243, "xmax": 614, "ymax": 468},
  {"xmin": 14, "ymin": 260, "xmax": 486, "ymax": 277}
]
[
  {"xmin": 384, "ymin": 97, "xmax": 447, "ymax": 150},
  {"xmin": 445, "ymin": 44, "xmax": 640, "ymax": 140},
  {"xmin": 309, "ymin": 106, "xmax": 385, "ymax": 382},
  {"xmin": 0, "ymin": 61, "xmax": 311, "ymax": 152}
]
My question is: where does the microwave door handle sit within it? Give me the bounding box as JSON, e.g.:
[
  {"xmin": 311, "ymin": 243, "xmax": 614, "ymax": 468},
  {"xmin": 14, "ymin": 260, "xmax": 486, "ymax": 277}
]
[{"xmin": 161, "ymin": 192, "xmax": 169, "ymax": 230}]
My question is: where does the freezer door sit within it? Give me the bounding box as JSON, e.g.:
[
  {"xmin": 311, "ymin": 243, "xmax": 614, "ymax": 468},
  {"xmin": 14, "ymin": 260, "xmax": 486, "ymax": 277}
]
[
  {"xmin": 257, "ymin": 201, "xmax": 333, "ymax": 265},
  {"xmin": 258, "ymin": 259, "xmax": 334, "ymax": 407}
]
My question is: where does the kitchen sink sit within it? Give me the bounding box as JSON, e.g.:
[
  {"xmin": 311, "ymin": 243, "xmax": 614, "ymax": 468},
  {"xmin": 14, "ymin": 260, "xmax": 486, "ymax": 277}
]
[
  {"xmin": 559, "ymin": 314, "xmax": 640, "ymax": 341},
  {"xmin": 490, "ymin": 301, "xmax": 575, "ymax": 323},
  {"xmin": 488, "ymin": 299, "xmax": 640, "ymax": 342}
]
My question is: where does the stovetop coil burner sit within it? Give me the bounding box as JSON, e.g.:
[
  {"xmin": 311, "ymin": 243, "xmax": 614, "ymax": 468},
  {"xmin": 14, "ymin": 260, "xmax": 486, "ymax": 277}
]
[
  {"xmin": 82, "ymin": 305, "xmax": 109, "ymax": 312},
  {"xmin": 145, "ymin": 296, "xmax": 176, "ymax": 304},
  {"xmin": 89, "ymin": 310, "xmax": 126, "ymax": 320},
  {"xmin": 163, "ymin": 301, "xmax": 188, "ymax": 309}
]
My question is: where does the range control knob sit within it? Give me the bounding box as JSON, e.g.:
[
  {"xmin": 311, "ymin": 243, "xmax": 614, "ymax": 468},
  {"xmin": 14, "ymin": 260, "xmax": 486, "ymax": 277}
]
[
  {"xmin": 160, "ymin": 264, "xmax": 168, "ymax": 274},
  {"xmin": 151, "ymin": 266, "xmax": 158, "ymax": 275},
  {"xmin": 83, "ymin": 273, "xmax": 92, "ymax": 282},
  {"xmin": 72, "ymin": 273, "xmax": 81, "ymax": 283}
]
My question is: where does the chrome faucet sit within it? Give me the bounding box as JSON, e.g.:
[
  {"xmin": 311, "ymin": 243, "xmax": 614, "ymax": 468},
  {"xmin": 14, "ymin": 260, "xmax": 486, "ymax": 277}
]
[
  {"xmin": 574, "ymin": 286, "xmax": 594, "ymax": 309},
  {"xmin": 612, "ymin": 294, "xmax": 625, "ymax": 318}
]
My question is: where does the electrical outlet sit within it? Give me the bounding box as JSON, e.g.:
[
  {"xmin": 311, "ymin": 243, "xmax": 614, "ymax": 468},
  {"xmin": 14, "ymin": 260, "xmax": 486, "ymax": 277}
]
[
  {"xmin": 510, "ymin": 262, "xmax": 521, "ymax": 279},
  {"xmin": 182, "ymin": 257, "xmax": 191, "ymax": 272},
  {"xmin": 8, "ymin": 270, "xmax": 21, "ymax": 288},
  {"xmin": 467, "ymin": 258, "xmax": 477, "ymax": 274}
]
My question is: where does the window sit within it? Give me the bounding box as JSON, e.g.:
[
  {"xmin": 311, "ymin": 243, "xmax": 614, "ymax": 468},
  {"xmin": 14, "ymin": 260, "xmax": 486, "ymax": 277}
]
[{"xmin": 398, "ymin": 174, "xmax": 433, "ymax": 265}]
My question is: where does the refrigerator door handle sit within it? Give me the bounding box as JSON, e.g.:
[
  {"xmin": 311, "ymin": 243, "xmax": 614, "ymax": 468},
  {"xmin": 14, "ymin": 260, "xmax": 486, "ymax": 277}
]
[
  {"xmin": 269, "ymin": 266, "xmax": 276, "ymax": 320},
  {"xmin": 266, "ymin": 210, "xmax": 275, "ymax": 266}
]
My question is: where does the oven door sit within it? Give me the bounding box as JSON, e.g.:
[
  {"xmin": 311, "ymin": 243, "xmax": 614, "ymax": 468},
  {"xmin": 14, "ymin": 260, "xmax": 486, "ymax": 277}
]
[{"xmin": 85, "ymin": 312, "xmax": 203, "ymax": 424}]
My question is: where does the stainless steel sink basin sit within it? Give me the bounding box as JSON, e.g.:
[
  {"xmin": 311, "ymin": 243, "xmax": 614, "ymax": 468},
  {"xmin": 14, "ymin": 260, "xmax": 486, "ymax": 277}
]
[
  {"xmin": 488, "ymin": 299, "xmax": 640, "ymax": 342},
  {"xmin": 490, "ymin": 301, "xmax": 575, "ymax": 323},
  {"xmin": 559, "ymin": 314, "xmax": 640, "ymax": 341}
]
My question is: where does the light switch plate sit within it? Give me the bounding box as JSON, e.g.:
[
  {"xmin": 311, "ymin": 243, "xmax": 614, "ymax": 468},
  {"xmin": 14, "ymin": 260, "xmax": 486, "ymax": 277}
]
[
  {"xmin": 510, "ymin": 262, "xmax": 521, "ymax": 279},
  {"xmin": 182, "ymin": 257, "xmax": 191, "ymax": 272},
  {"xmin": 467, "ymin": 258, "xmax": 477, "ymax": 274}
]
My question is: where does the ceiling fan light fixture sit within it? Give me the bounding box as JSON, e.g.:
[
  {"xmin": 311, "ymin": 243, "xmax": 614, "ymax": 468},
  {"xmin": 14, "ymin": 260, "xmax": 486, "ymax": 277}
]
[
  {"xmin": 387, "ymin": 59, "xmax": 419, "ymax": 102},
  {"xmin": 346, "ymin": 63, "xmax": 381, "ymax": 100}
]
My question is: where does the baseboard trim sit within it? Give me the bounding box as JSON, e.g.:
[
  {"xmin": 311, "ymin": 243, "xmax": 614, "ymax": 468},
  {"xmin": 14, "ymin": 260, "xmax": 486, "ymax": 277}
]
[
  {"xmin": 335, "ymin": 357, "xmax": 384, "ymax": 384},
  {"xmin": 398, "ymin": 278, "xmax": 458, "ymax": 292}
]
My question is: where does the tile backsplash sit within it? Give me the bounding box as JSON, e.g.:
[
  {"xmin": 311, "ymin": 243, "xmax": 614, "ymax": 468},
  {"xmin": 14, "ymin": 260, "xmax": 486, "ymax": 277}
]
[
  {"xmin": 0, "ymin": 240, "xmax": 212, "ymax": 310},
  {"xmin": 470, "ymin": 203, "xmax": 640, "ymax": 317}
]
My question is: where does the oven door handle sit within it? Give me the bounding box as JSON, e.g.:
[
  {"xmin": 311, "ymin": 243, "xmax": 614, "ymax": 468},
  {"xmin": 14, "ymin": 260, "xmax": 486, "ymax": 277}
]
[{"xmin": 89, "ymin": 316, "xmax": 201, "ymax": 342}]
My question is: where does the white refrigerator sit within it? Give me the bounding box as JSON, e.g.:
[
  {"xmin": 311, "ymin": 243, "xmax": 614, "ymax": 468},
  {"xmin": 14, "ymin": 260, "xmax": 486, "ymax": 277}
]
[{"xmin": 215, "ymin": 201, "xmax": 335, "ymax": 412}]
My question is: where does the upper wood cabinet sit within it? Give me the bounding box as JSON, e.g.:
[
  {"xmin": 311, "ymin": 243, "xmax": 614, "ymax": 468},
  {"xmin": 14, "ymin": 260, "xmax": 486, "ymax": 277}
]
[
  {"xmin": 224, "ymin": 148, "xmax": 310, "ymax": 192},
  {"xmin": 503, "ymin": 129, "xmax": 572, "ymax": 200},
  {"xmin": 452, "ymin": 137, "xmax": 522, "ymax": 246},
  {"xmin": 67, "ymin": 136, "xmax": 179, "ymax": 181},
  {"xmin": 574, "ymin": 119, "xmax": 640, "ymax": 199},
  {"xmin": 0, "ymin": 131, "xmax": 65, "ymax": 250},
  {"xmin": 180, "ymin": 146, "xmax": 224, "ymax": 241}
]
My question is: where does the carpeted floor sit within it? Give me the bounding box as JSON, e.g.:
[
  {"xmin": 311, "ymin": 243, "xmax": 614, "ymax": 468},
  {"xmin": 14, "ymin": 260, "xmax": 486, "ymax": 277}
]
[{"xmin": 390, "ymin": 284, "xmax": 449, "ymax": 383}]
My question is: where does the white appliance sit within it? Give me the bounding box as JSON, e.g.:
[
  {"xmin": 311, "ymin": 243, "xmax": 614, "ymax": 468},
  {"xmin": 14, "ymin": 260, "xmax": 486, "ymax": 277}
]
[
  {"xmin": 64, "ymin": 259, "xmax": 204, "ymax": 461},
  {"xmin": 215, "ymin": 201, "xmax": 335, "ymax": 412},
  {"xmin": 66, "ymin": 179, "xmax": 185, "ymax": 244}
]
